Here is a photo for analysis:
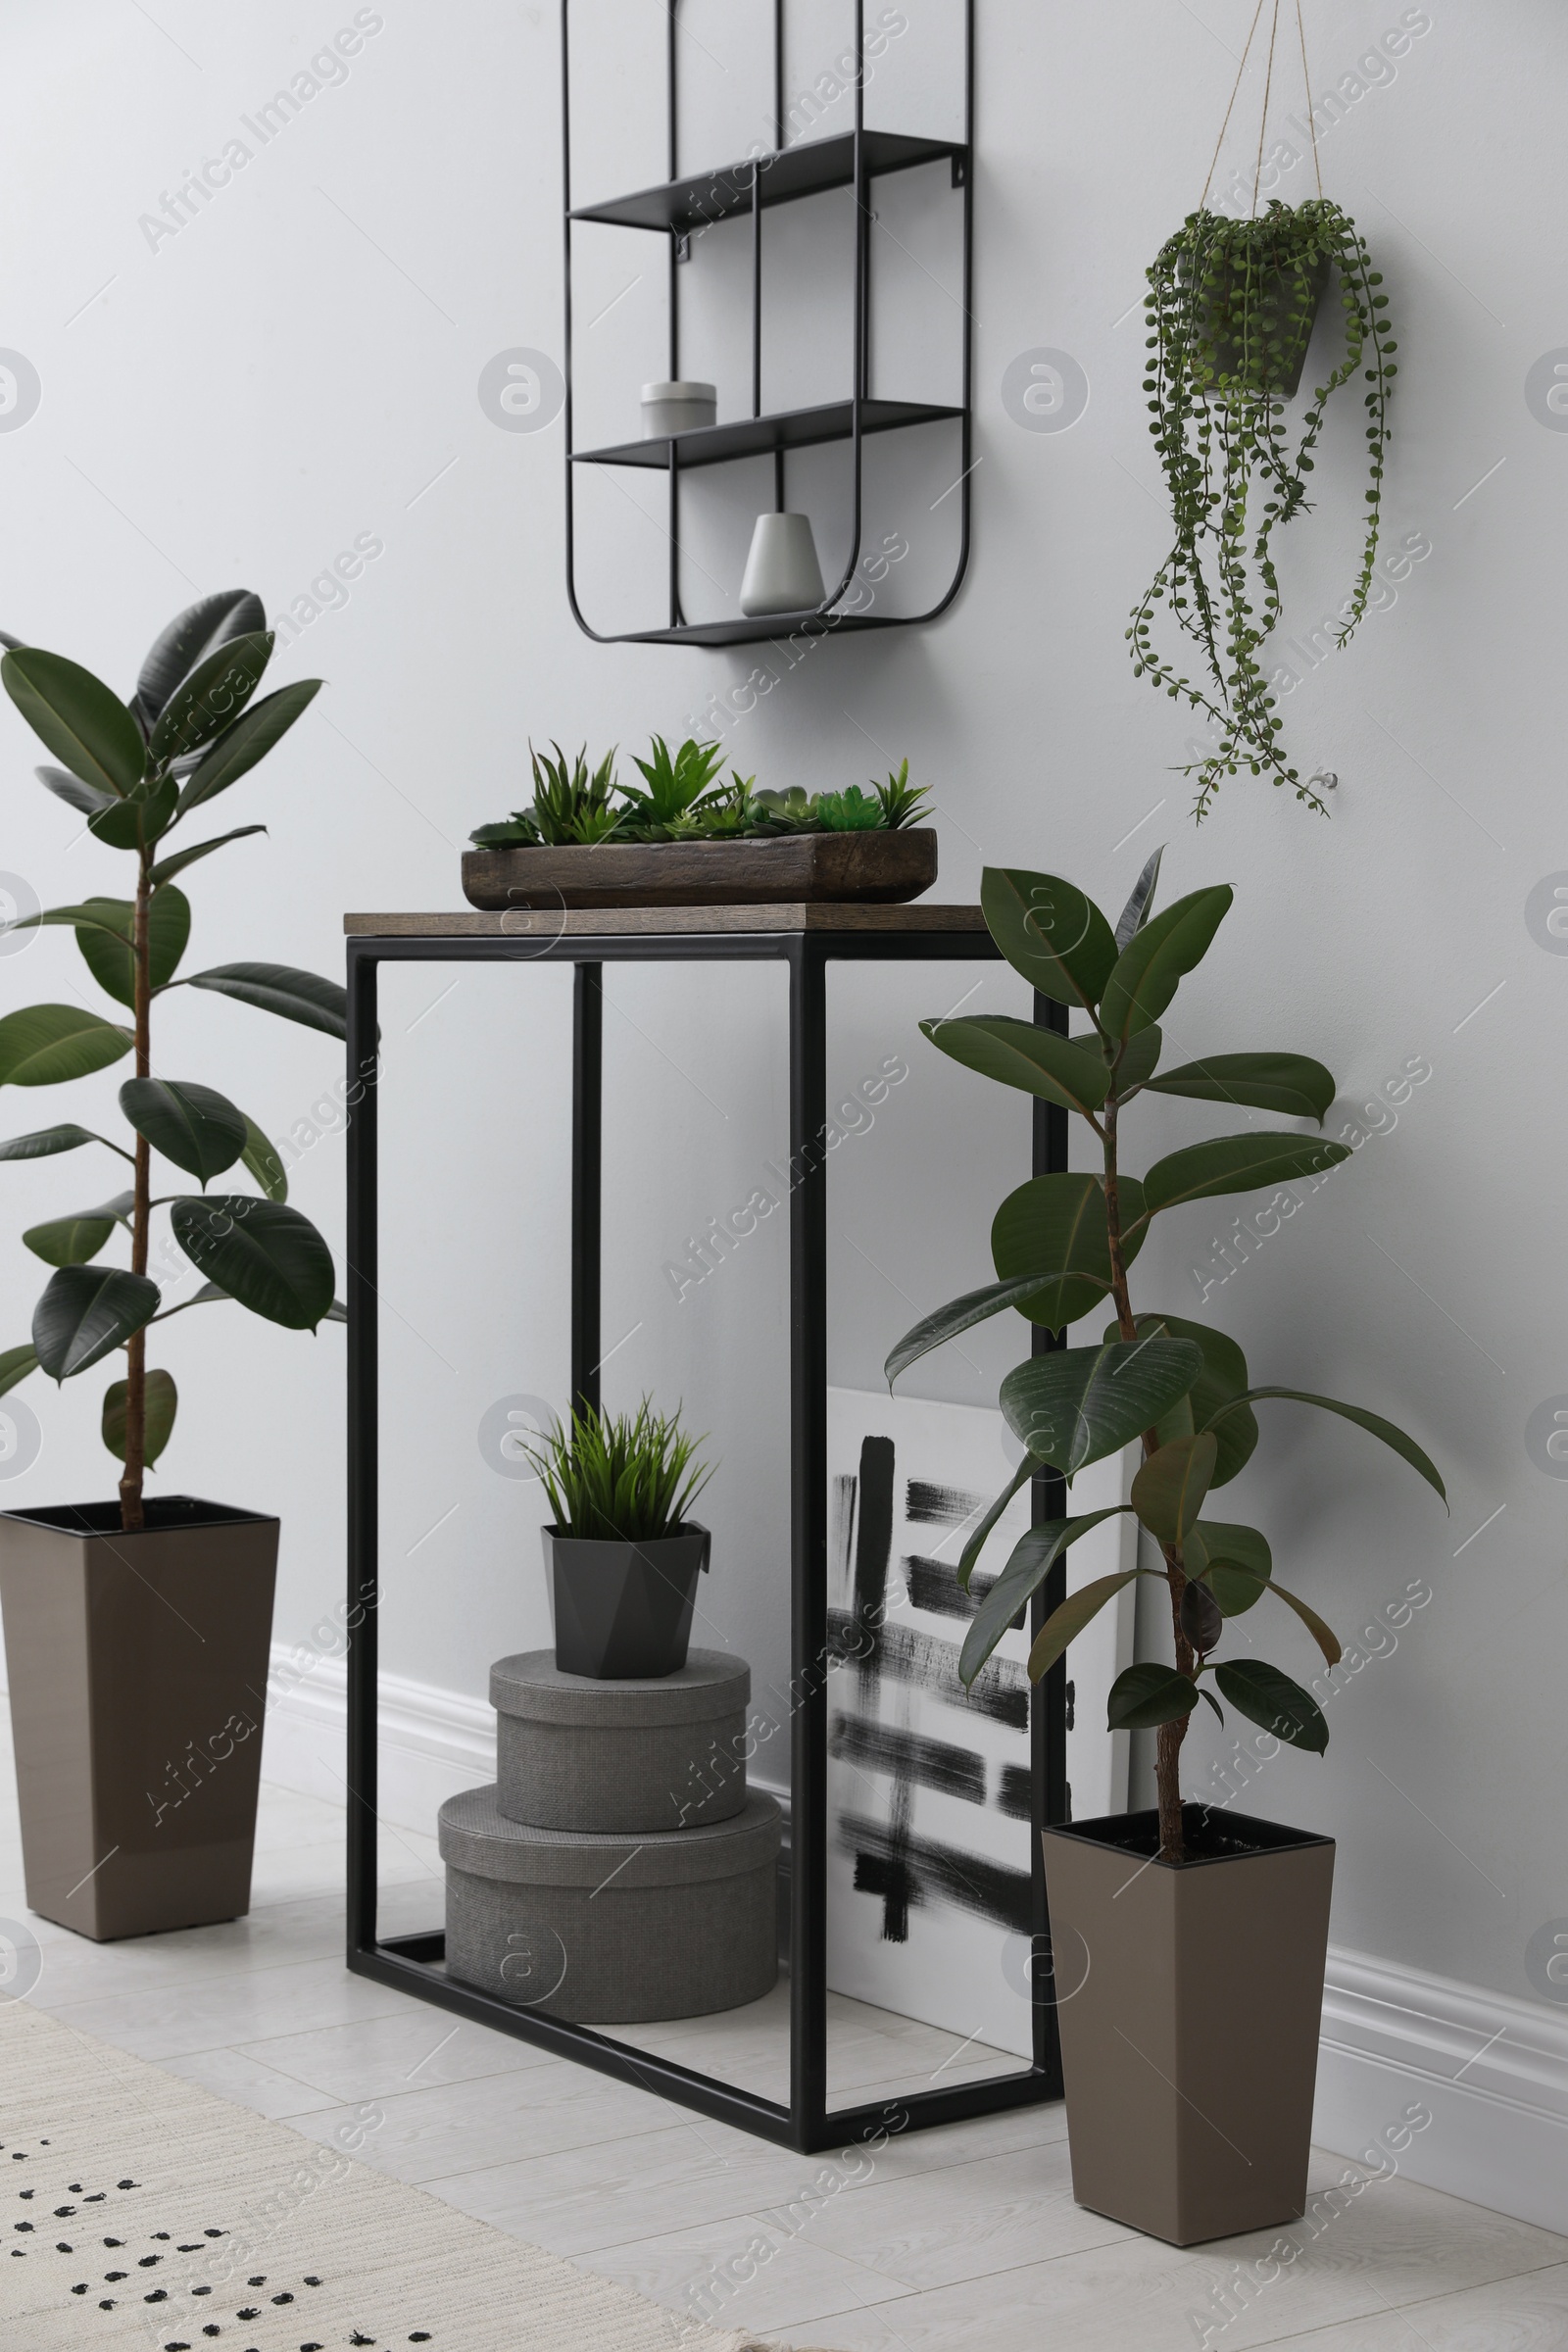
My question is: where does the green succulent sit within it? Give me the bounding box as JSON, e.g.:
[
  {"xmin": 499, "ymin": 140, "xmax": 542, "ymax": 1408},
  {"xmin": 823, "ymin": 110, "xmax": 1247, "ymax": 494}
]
[
  {"xmin": 618, "ymin": 735, "xmax": 728, "ymax": 837},
  {"xmin": 872, "ymin": 759, "xmax": 933, "ymax": 829},
  {"xmin": 816, "ymin": 785, "xmax": 884, "ymax": 833}
]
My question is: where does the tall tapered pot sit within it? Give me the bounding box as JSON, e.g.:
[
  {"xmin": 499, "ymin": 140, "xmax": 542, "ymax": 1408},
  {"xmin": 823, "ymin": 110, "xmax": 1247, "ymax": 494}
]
[
  {"xmin": 1042, "ymin": 1804, "xmax": 1335, "ymax": 2245},
  {"xmin": 0, "ymin": 1496, "xmax": 278, "ymax": 1941}
]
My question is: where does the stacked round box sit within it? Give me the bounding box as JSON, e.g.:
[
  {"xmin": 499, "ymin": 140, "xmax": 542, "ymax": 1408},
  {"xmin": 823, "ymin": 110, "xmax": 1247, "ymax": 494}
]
[{"xmin": 439, "ymin": 1648, "xmax": 780, "ymax": 2024}]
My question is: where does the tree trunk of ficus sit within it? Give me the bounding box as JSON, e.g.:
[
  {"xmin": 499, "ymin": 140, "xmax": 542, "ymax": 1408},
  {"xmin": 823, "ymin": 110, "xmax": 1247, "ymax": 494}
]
[{"xmin": 119, "ymin": 854, "xmax": 152, "ymax": 1534}]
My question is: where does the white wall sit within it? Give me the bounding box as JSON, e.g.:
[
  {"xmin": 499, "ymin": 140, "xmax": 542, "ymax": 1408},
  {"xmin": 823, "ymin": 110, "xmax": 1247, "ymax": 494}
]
[{"xmin": 2, "ymin": 0, "xmax": 1567, "ymax": 2176}]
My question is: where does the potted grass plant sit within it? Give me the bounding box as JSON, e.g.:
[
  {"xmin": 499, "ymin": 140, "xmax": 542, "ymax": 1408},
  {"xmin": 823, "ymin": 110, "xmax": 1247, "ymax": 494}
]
[
  {"xmin": 527, "ymin": 1399, "xmax": 713, "ymax": 1680},
  {"xmin": 462, "ymin": 741, "xmax": 936, "ymax": 909},
  {"xmin": 0, "ymin": 590, "xmax": 343, "ymax": 1940},
  {"xmin": 886, "ymin": 853, "xmax": 1444, "ymax": 2246}
]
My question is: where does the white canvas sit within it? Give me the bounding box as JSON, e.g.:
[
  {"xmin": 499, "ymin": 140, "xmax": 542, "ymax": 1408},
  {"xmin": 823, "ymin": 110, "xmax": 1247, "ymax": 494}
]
[{"xmin": 824, "ymin": 1385, "xmax": 1135, "ymax": 2059}]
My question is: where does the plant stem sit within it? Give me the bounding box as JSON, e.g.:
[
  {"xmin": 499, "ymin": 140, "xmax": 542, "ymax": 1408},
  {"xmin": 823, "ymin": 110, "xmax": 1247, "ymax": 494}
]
[
  {"xmin": 119, "ymin": 841, "xmax": 153, "ymax": 1533},
  {"xmin": 1101, "ymin": 1090, "xmax": 1189, "ymax": 1863}
]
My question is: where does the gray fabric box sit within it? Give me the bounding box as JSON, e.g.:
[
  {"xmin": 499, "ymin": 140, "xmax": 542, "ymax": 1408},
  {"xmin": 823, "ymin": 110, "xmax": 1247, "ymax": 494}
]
[
  {"xmin": 490, "ymin": 1646, "xmax": 750, "ymax": 1833},
  {"xmin": 440, "ymin": 1784, "xmax": 780, "ymax": 2023}
]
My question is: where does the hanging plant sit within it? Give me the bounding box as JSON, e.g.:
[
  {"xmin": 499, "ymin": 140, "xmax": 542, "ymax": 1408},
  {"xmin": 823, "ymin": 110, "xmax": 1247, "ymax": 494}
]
[{"xmin": 1129, "ymin": 4, "xmax": 1396, "ymax": 819}]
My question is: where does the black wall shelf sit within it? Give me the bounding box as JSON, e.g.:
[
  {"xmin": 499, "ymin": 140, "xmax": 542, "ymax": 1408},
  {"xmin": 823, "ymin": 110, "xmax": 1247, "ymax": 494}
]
[{"xmin": 562, "ymin": 0, "xmax": 974, "ymax": 647}]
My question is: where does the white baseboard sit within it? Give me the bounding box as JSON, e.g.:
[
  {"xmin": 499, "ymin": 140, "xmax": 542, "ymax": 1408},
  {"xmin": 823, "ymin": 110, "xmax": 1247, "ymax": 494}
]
[
  {"xmin": 1315, "ymin": 1944, "xmax": 1568, "ymax": 2233},
  {"xmin": 264, "ymin": 1645, "xmax": 496, "ymax": 1834},
  {"xmin": 263, "ymin": 1655, "xmax": 1568, "ymax": 2233}
]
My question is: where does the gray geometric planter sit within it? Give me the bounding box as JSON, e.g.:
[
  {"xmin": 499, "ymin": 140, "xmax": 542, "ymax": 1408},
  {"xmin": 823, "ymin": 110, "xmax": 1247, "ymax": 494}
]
[
  {"xmin": 493, "ymin": 1646, "xmax": 751, "ymax": 1834},
  {"xmin": 545, "ymin": 1521, "xmax": 710, "ymax": 1679},
  {"xmin": 440, "ymin": 1784, "xmax": 781, "ymax": 2023}
]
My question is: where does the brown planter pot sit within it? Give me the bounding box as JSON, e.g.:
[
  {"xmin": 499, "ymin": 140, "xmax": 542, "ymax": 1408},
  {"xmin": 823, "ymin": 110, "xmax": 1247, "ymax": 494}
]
[
  {"xmin": 0, "ymin": 1495, "xmax": 278, "ymax": 1941},
  {"xmin": 461, "ymin": 828, "xmax": 937, "ymax": 910},
  {"xmin": 1042, "ymin": 1804, "xmax": 1334, "ymax": 2245}
]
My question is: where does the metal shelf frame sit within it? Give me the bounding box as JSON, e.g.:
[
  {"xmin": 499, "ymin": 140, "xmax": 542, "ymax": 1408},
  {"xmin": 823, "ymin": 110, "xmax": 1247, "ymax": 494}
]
[
  {"xmin": 562, "ymin": 0, "xmax": 975, "ymax": 647},
  {"xmin": 344, "ymin": 913, "xmax": 1066, "ymax": 2154}
]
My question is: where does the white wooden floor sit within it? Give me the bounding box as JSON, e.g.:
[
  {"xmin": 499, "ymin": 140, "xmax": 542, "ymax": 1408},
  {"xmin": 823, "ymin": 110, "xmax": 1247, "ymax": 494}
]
[{"xmin": 2, "ymin": 1727, "xmax": 1566, "ymax": 2350}]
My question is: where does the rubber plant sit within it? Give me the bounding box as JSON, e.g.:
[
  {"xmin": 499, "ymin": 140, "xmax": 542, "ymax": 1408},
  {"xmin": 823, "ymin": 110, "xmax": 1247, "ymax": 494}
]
[
  {"xmin": 0, "ymin": 591, "xmax": 343, "ymax": 1533},
  {"xmin": 885, "ymin": 854, "xmax": 1445, "ymax": 1863},
  {"xmin": 1129, "ymin": 196, "xmax": 1396, "ymax": 819}
]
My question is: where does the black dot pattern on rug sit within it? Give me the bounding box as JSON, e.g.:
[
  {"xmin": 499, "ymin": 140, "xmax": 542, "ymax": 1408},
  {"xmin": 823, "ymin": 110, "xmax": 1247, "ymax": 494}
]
[
  {"xmin": 192, "ymin": 2283, "xmax": 212, "ymax": 2296},
  {"xmin": 237, "ymin": 2309, "xmax": 259, "ymax": 2321}
]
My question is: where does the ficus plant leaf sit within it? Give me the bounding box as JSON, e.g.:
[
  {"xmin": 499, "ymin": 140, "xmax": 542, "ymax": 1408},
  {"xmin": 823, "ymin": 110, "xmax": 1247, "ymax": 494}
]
[
  {"xmin": 120, "ymin": 1077, "xmax": 248, "ymax": 1184},
  {"xmin": 906, "ymin": 857, "xmax": 1444, "ymax": 1863},
  {"xmin": 1025, "ymin": 1560, "xmax": 1144, "ymax": 1685},
  {"xmin": 991, "ymin": 1170, "xmax": 1147, "ymax": 1334},
  {"xmin": 87, "ymin": 770, "xmax": 178, "ymax": 850},
  {"xmin": 1133, "ymin": 1132, "xmax": 1349, "ymax": 1227},
  {"xmin": 32, "ymin": 1265, "xmax": 161, "ymax": 1379},
  {"xmin": 1113, "ymin": 1313, "xmax": 1259, "ymax": 1488},
  {"xmin": 1187, "ymin": 1518, "xmax": 1273, "ymax": 1614},
  {"xmin": 1212, "ymin": 1659, "xmax": 1330, "ymax": 1754},
  {"xmin": 1144, "ymin": 1052, "xmax": 1336, "ymax": 1122},
  {"xmin": 148, "ymin": 629, "xmax": 272, "ymax": 764},
  {"xmin": 884, "ymin": 1270, "xmax": 1086, "ymax": 1389},
  {"xmin": 959, "ymin": 1513, "xmax": 1133, "ymax": 1687},
  {"xmin": 979, "ymin": 868, "xmax": 1118, "ymax": 1015},
  {"xmin": 1130, "ymin": 1432, "xmax": 1217, "ymax": 1544},
  {"xmin": 1099, "ymin": 886, "xmax": 1234, "ymax": 1043},
  {"xmin": 23, "ymin": 1207, "xmax": 121, "ymax": 1268},
  {"xmin": 171, "ymin": 1197, "xmax": 334, "ymax": 1330},
  {"xmin": 958, "ymin": 1452, "xmax": 1043, "ymax": 1592},
  {"xmin": 0, "ymin": 1123, "xmax": 129, "ymax": 1164},
  {"xmin": 1107, "ymin": 1663, "xmax": 1202, "ymax": 1733},
  {"xmin": 132, "ymin": 588, "xmax": 266, "ymax": 725},
  {"xmin": 102, "ymin": 1368, "xmax": 177, "ymax": 1467},
  {"xmin": 919, "ymin": 1015, "xmax": 1111, "ymax": 1116},
  {"xmin": 177, "ymin": 961, "xmax": 347, "ymax": 1039},
  {"xmin": 34, "ymin": 762, "xmax": 117, "ymax": 818},
  {"xmin": 0, "ymin": 591, "xmax": 332, "ymax": 1528},
  {"xmin": 1000, "ymin": 1337, "xmax": 1203, "ymax": 1477},
  {"xmin": 0, "ymin": 649, "xmax": 146, "ymax": 797},
  {"xmin": 0, "ymin": 1005, "xmax": 133, "ymax": 1089},
  {"xmin": 74, "ymin": 888, "xmax": 191, "ymax": 1009},
  {"xmin": 174, "ymin": 679, "xmax": 322, "ymax": 814}
]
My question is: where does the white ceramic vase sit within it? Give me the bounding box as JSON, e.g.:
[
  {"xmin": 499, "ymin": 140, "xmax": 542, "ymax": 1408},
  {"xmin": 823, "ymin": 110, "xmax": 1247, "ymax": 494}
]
[{"xmin": 738, "ymin": 512, "xmax": 826, "ymax": 617}]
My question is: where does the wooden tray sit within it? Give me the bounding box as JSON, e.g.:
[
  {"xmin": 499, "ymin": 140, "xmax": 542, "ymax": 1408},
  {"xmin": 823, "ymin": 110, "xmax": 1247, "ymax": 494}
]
[{"xmin": 460, "ymin": 829, "xmax": 937, "ymax": 910}]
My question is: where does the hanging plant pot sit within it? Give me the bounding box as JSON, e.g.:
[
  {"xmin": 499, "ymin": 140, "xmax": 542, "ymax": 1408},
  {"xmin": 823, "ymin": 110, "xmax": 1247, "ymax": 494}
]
[
  {"xmin": 1043, "ymin": 1804, "xmax": 1335, "ymax": 2244},
  {"xmin": 544, "ymin": 1522, "xmax": 710, "ymax": 1680},
  {"xmin": 1184, "ymin": 246, "xmax": 1332, "ymax": 399}
]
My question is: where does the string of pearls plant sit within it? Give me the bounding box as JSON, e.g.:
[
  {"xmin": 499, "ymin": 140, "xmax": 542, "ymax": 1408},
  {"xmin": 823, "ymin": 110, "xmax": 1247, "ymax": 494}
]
[{"xmin": 1129, "ymin": 198, "xmax": 1396, "ymax": 820}]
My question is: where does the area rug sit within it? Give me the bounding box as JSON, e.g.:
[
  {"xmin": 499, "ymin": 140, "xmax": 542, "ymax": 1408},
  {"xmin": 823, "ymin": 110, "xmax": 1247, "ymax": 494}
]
[{"xmin": 0, "ymin": 1996, "xmax": 835, "ymax": 2352}]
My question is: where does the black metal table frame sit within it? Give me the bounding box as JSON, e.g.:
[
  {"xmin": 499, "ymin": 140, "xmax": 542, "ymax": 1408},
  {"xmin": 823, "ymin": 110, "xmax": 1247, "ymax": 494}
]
[{"xmin": 345, "ymin": 922, "xmax": 1067, "ymax": 2154}]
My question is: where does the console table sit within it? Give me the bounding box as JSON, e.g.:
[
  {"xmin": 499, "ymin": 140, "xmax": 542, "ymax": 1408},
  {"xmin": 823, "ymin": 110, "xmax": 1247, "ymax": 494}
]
[{"xmin": 343, "ymin": 903, "xmax": 1068, "ymax": 2153}]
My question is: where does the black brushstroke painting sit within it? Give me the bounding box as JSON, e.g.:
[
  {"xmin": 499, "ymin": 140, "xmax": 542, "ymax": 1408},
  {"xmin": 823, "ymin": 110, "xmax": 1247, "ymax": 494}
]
[
  {"xmin": 844, "ymin": 1815, "xmax": 1033, "ymax": 1939},
  {"xmin": 852, "ymin": 1436, "xmax": 896, "ymax": 1701},
  {"xmin": 831, "ymin": 1713, "xmax": 986, "ymax": 1806},
  {"xmin": 905, "ymin": 1553, "xmax": 1017, "ymax": 1628},
  {"xmin": 827, "ymin": 1609, "xmax": 1030, "ymax": 1734},
  {"xmin": 996, "ymin": 1763, "xmax": 1034, "ymax": 1821},
  {"xmin": 905, "ymin": 1479, "xmax": 988, "ymax": 1527}
]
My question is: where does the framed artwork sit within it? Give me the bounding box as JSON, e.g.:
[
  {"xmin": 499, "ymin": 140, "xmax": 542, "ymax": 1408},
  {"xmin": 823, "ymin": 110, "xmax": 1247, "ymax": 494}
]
[{"xmin": 825, "ymin": 1386, "xmax": 1135, "ymax": 2058}]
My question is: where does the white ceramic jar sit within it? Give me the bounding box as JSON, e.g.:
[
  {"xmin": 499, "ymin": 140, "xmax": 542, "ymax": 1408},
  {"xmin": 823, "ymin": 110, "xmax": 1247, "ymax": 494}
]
[{"xmin": 640, "ymin": 380, "xmax": 717, "ymax": 437}]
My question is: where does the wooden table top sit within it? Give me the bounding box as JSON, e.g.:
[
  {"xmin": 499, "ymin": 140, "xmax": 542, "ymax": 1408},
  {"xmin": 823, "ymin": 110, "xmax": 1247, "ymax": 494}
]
[{"xmin": 343, "ymin": 904, "xmax": 992, "ymax": 937}]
